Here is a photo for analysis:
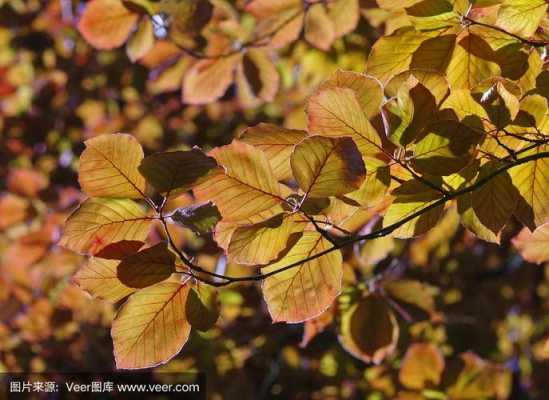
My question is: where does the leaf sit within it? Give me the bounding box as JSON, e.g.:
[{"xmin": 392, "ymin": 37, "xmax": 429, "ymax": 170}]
[
  {"xmin": 513, "ymin": 223, "xmax": 549, "ymax": 264},
  {"xmin": 127, "ymin": 17, "xmax": 154, "ymax": 62},
  {"xmin": 239, "ymin": 123, "xmax": 308, "ymax": 181},
  {"xmin": 182, "ymin": 53, "xmax": 241, "ymax": 105},
  {"xmin": 171, "ymin": 201, "xmax": 221, "ymax": 234},
  {"xmin": 0, "ymin": 193, "xmax": 28, "ymax": 230},
  {"xmin": 509, "ymin": 144, "xmax": 549, "ymax": 230},
  {"xmin": 327, "ymin": 0, "xmax": 360, "ymax": 38},
  {"xmin": 193, "ymin": 141, "xmax": 284, "ymax": 222},
  {"xmin": 138, "ymin": 149, "xmax": 218, "ymax": 195},
  {"xmin": 457, "ymin": 192, "xmax": 500, "ymax": 244},
  {"xmin": 383, "ymin": 279, "xmax": 438, "ymax": 315},
  {"xmin": 385, "ymin": 69, "xmax": 449, "ymax": 105},
  {"xmin": 472, "ymin": 162, "xmax": 518, "ymax": 234},
  {"xmin": 315, "ymin": 70, "xmax": 384, "ymax": 119},
  {"xmin": 77, "ymin": 0, "xmax": 138, "ymax": 50},
  {"xmin": 412, "ymin": 120, "xmax": 481, "ymax": 176},
  {"xmin": 236, "ymin": 49, "xmax": 280, "ymax": 107},
  {"xmin": 304, "ymin": 3, "xmax": 335, "ymax": 51},
  {"xmin": 60, "ymin": 198, "xmax": 152, "ymax": 255},
  {"xmin": 160, "ymin": 0, "xmax": 213, "ymax": 36},
  {"xmin": 496, "ymin": 0, "xmax": 548, "ymax": 37},
  {"xmin": 112, "ymin": 281, "xmax": 191, "ymax": 369},
  {"xmin": 345, "ymin": 160, "xmax": 391, "ymax": 207},
  {"xmin": 261, "ymin": 232, "xmax": 342, "ymax": 323},
  {"xmin": 94, "ymin": 240, "xmax": 145, "ymax": 259},
  {"xmin": 399, "ymin": 343, "xmax": 445, "ymax": 389},
  {"xmin": 300, "ymin": 307, "xmax": 334, "ymax": 348},
  {"xmin": 307, "ymin": 87, "xmax": 383, "ymax": 158},
  {"xmin": 446, "ymin": 33, "xmax": 501, "ymax": 90},
  {"xmin": 73, "ymin": 258, "xmax": 136, "ymax": 302},
  {"xmin": 366, "ymin": 29, "xmax": 453, "ymax": 84},
  {"xmin": 228, "ymin": 214, "xmax": 300, "ymax": 265},
  {"xmin": 291, "ymin": 136, "xmax": 366, "ymax": 198},
  {"xmin": 117, "ymin": 243, "xmax": 176, "ymax": 289},
  {"xmin": 79, "ymin": 133, "xmax": 146, "ymax": 199},
  {"xmin": 405, "ymin": 0, "xmax": 458, "ymax": 30},
  {"xmin": 185, "ymin": 287, "xmax": 219, "ymax": 331},
  {"xmin": 383, "ymin": 179, "xmax": 445, "ymax": 238},
  {"xmin": 338, "ymin": 294, "xmax": 399, "ymax": 364}
]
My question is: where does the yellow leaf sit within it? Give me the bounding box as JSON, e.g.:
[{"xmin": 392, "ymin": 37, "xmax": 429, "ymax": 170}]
[
  {"xmin": 513, "ymin": 223, "xmax": 549, "ymax": 264},
  {"xmin": 446, "ymin": 33, "xmax": 501, "ymax": 90},
  {"xmin": 262, "ymin": 232, "xmax": 342, "ymax": 323},
  {"xmin": 182, "ymin": 53, "xmax": 242, "ymax": 105},
  {"xmin": 385, "ymin": 69, "xmax": 449, "ymax": 105},
  {"xmin": 291, "ymin": 136, "xmax": 366, "ymax": 198},
  {"xmin": 327, "ymin": 0, "xmax": 360, "ymax": 38},
  {"xmin": 79, "ymin": 133, "xmax": 146, "ymax": 199},
  {"xmin": 412, "ymin": 120, "xmax": 481, "ymax": 176},
  {"xmin": 77, "ymin": 0, "xmax": 138, "ymax": 50},
  {"xmin": 236, "ymin": 49, "xmax": 280, "ymax": 107},
  {"xmin": 193, "ymin": 141, "xmax": 284, "ymax": 222},
  {"xmin": 383, "ymin": 280, "xmax": 438, "ymax": 315},
  {"xmin": 304, "ymin": 4, "xmax": 335, "ymax": 51},
  {"xmin": 73, "ymin": 258, "xmax": 136, "ymax": 302},
  {"xmin": 139, "ymin": 149, "xmax": 219, "ymax": 195},
  {"xmin": 127, "ymin": 17, "xmax": 154, "ymax": 62},
  {"xmin": 510, "ymin": 144, "xmax": 549, "ymax": 229},
  {"xmin": 60, "ymin": 198, "xmax": 152, "ymax": 255},
  {"xmin": 405, "ymin": 0, "xmax": 459, "ymax": 30},
  {"xmin": 399, "ymin": 343, "xmax": 445, "ymax": 389},
  {"xmin": 345, "ymin": 160, "xmax": 391, "ymax": 207},
  {"xmin": 383, "ymin": 179, "xmax": 445, "ymax": 238},
  {"xmin": 112, "ymin": 281, "xmax": 191, "ymax": 369},
  {"xmin": 228, "ymin": 214, "xmax": 300, "ymax": 265},
  {"xmin": 338, "ymin": 294, "xmax": 399, "ymax": 364},
  {"xmin": 307, "ymin": 87, "xmax": 383, "ymax": 158},
  {"xmin": 239, "ymin": 123, "xmax": 307, "ymax": 181},
  {"xmin": 315, "ymin": 70, "xmax": 384, "ymax": 118},
  {"xmin": 496, "ymin": 0, "xmax": 548, "ymax": 37}
]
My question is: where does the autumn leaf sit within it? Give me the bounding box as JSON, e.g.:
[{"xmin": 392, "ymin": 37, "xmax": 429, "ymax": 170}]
[
  {"xmin": 239, "ymin": 123, "xmax": 308, "ymax": 181},
  {"xmin": 185, "ymin": 286, "xmax": 219, "ymax": 332},
  {"xmin": 399, "ymin": 343, "xmax": 445, "ymax": 389},
  {"xmin": 193, "ymin": 141, "xmax": 284, "ymax": 222},
  {"xmin": 138, "ymin": 148, "xmax": 219, "ymax": 195},
  {"xmin": 78, "ymin": 133, "xmax": 146, "ymax": 199},
  {"xmin": 338, "ymin": 294, "xmax": 399, "ymax": 364},
  {"xmin": 77, "ymin": 0, "xmax": 139, "ymax": 50},
  {"xmin": 117, "ymin": 243, "xmax": 176, "ymax": 289},
  {"xmin": 513, "ymin": 223, "xmax": 549, "ymax": 264},
  {"xmin": 60, "ymin": 198, "xmax": 152, "ymax": 255},
  {"xmin": 171, "ymin": 201, "xmax": 221, "ymax": 234},
  {"xmin": 496, "ymin": 0, "xmax": 548, "ymax": 37},
  {"xmin": 262, "ymin": 232, "xmax": 342, "ymax": 323},
  {"xmin": 236, "ymin": 49, "xmax": 280, "ymax": 107},
  {"xmin": 291, "ymin": 136, "xmax": 366, "ymax": 199},
  {"xmin": 127, "ymin": 17, "xmax": 154, "ymax": 62},
  {"xmin": 94, "ymin": 240, "xmax": 145, "ymax": 259},
  {"xmin": 112, "ymin": 281, "xmax": 191, "ymax": 369},
  {"xmin": 73, "ymin": 258, "xmax": 137, "ymax": 303}
]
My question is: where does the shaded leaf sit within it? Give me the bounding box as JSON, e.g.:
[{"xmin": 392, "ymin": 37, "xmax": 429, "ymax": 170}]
[
  {"xmin": 185, "ymin": 286, "xmax": 219, "ymax": 331},
  {"xmin": 117, "ymin": 243, "xmax": 175, "ymax": 289},
  {"xmin": 139, "ymin": 149, "xmax": 219, "ymax": 195},
  {"xmin": 171, "ymin": 201, "xmax": 221, "ymax": 234},
  {"xmin": 383, "ymin": 279, "xmax": 438, "ymax": 315},
  {"xmin": 94, "ymin": 240, "xmax": 145, "ymax": 260},
  {"xmin": 236, "ymin": 49, "xmax": 280, "ymax": 107}
]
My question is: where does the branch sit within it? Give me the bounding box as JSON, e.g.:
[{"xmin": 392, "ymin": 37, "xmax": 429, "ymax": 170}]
[{"xmin": 462, "ymin": 15, "xmax": 548, "ymax": 48}]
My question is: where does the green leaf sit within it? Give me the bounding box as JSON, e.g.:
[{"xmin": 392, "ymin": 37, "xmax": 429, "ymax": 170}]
[
  {"xmin": 291, "ymin": 136, "xmax": 366, "ymax": 198},
  {"xmin": 139, "ymin": 148, "xmax": 219, "ymax": 195},
  {"xmin": 185, "ymin": 287, "xmax": 219, "ymax": 332},
  {"xmin": 496, "ymin": 0, "xmax": 548, "ymax": 37},
  {"xmin": 171, "ymin": 201, "xmax": 221, "ymax": 234}
]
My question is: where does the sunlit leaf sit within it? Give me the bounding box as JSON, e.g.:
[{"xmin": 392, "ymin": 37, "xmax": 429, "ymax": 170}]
[
  {"xmin": 338, "ymin": 294, "xmax": 399, "ymax": 364},
  {"xmin": 496, "ymin": 0, "xmax": 548, "ymax": 37},
  {"xmin": 193, "ymin": 141, "xmax": 284, "ymax": 222},
  {"xmin": 383, "ymin": 279, "xmax": 438, "ymax": 315},
  {"xmin": 79, "ymin": 133, "xmax": 146, "ymax": 199},
  {"xmin": 77, "ymin": 0, "xmax": 138, "ymax": 50},
  {"xmin": 291, "ymin": 136, "xmax": 366, "ymax": 198},
  {"xmin": 512, "ymin": 222, "xmax": 549, "ymax": 264},
  {"xmin": 236, "ymin": 49, "xmax": 280, "ymax": 107},
  {"xmin": 399, "ymin": 343, "xmax": 445, "ymax": 389},
  {"xmin": 300, "ymin": 307, "xmax": 334, "ymax": 348},
  {"xmin": 262, "ymin": 232, "xmax": 342, "ymax": 323},
  {"xmin": 239, "ymin": 123, "xmax": 308, "ymax": 181},
  {"xmin": 127, "ymin": 17, "xmax": 154, "ymax": 62},
  {"xmin": 60, "ymin": 198, "xmax": 152, "ymax": 255},
  {"xmin": 304, "ymin": 3, "xmax": 335, "ymax": 51},
  {"xmin": 73, "ymin": 258, "xmax": 136, "ymax": 302},
  {"xmin": 112, "ymin": 281, "xmax": 191, "ymax": 369}
]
